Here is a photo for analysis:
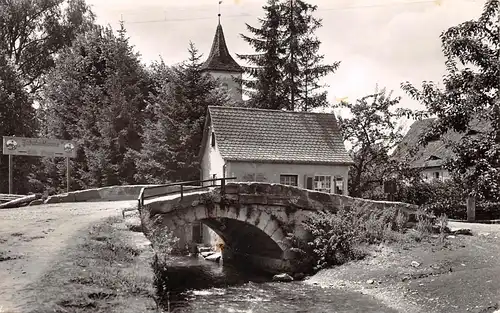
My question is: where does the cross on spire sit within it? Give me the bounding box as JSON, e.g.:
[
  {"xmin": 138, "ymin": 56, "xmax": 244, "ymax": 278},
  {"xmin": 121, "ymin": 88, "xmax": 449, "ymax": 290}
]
[{"xmin": 218, "ymin": 0, "xmax": 222, "ymax": 24}]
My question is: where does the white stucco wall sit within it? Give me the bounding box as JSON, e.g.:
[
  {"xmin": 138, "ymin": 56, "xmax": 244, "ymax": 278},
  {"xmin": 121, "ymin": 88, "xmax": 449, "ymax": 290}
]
[
  {"xmin": 209, "ymin": 71, "xmax": 242, "ymax": 102},
  {"xmin": 200, "ymin": 121, "xmax": 225, "ymax": 185},
  {"xmin": 227, "ymin": 161, "xmax": 350, "ymax": 196}
]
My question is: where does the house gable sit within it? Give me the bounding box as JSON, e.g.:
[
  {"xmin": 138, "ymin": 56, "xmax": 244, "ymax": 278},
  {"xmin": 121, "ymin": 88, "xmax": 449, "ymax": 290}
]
[{"xmin": 199, "ymin": 111, "xmax": 225, "ymax": 182}]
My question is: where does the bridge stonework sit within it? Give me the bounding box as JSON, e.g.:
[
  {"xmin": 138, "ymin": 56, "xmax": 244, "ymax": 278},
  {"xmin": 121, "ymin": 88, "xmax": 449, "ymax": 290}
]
[{"xmin": 139, "ymin": 182, "xmax": 418, "ymax": 274}]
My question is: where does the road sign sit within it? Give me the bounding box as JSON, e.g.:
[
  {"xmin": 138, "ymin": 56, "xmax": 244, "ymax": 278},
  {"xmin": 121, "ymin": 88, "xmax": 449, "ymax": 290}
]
[{"xmin": 2, "ymin": 136, "xmax": 77, "ymax": 158}]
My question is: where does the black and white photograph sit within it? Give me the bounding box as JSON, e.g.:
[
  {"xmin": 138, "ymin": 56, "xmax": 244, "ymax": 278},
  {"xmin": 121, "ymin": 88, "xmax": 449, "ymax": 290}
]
[{"xmin": 0, "ymin": 0, "xmax": 499, "ymax": 312}]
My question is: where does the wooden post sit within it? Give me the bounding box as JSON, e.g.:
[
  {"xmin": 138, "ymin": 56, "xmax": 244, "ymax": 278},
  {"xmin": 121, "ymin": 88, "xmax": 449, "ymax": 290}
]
[
  {"xmin": 66, "ymin": 157, "xmax": 70, "ymax": 193},
  {"xmin": 221, "ymin": 178, "xmax": 226, "ymax": 196},
  {"xmin": 180, "ymin": 184, "xmax": 184, "ymax": 200},
  {"xmin": 8, "ymin": 154, "xmax": 12, "ymax": 194},
  {"xmin": 467, "ymin": 196, "xmax": 476, "ymax": 222}
]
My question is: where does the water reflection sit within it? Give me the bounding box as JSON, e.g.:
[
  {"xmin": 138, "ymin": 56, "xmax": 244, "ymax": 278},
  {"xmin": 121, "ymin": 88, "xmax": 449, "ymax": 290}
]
[{"xmin": 158, "ymin": 255, "xmax": 398, "ymax": 313}]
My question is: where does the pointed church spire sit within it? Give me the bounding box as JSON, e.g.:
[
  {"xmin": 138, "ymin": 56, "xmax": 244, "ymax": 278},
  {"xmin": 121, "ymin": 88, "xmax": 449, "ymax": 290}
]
[{"xmin": 200, "ymin": 9, "xmax": 243, "ymax": 73}]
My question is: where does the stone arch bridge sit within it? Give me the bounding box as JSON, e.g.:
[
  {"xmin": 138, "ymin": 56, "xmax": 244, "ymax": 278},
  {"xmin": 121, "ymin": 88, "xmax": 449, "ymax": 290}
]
[{"xmin": 138, "ymin": 180, "xmax": 418, "ymax": 274}]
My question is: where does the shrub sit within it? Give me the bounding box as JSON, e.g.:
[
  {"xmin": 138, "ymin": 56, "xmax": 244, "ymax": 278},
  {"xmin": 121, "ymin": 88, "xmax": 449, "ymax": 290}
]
[
  {"xmin": 415, "ymin": 208, "xmax": 433, "ymax": 237},
  {"xmin": 287, "ymin": 206, "xmax": 413, "ymax": 272}
]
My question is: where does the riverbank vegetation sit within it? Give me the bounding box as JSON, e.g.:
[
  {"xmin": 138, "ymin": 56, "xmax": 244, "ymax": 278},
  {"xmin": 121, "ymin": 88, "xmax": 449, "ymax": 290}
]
[
  {"xmin": 28, "ymin": 216, "xmax": 156, "ymax": 313},
  {"xmin": 288, "ymin": 207, "xmax": 446, "ymax": 272}
]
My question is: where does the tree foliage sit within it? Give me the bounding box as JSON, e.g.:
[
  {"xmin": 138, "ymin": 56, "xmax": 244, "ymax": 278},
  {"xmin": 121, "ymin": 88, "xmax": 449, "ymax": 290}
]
[
  {"xmin": 0, "ymin": 0, "xmax": 95, "ymax": 93},
  {"xmin": 401, "ymin": 0, "xmax": 499, "ymax": 200},
  {"xmin": 279, "ymin": 0, "xmax": 339, "ymax": 111},
  {"xmin": 335, "ymin": 86, "xmax": 408, "ymax": 198},
  {"xmin": 239, "ymin": 0, "xmax": 338, "ymax": 111},
  {"xmin": 134, "ymin": 43, "xmax": 230, "ymax": 183},
  {"xmin": 0, "ymin": 0, "xmax": 94, "ymax": 193},
  {"xmin": 0, "ymin": 55, "xmax": 37, "ymax": 193},
  {"xmin": 40, "ymin": 23, "xmax": 149, "ymax": 192},
  {"xmin": 238, "ymin": 0, "xmax": 284, "ymax": 109}
]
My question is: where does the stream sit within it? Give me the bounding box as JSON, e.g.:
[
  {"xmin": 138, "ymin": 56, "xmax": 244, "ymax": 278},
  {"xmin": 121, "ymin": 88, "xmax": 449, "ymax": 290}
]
[{"xmin": 158, "ymin": 255, "xmax": 398, "ymax": 313}]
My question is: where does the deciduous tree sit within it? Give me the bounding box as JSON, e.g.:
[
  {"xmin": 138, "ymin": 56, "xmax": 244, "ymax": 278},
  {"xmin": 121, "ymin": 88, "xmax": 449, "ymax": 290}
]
[
  {"xmin": 335, "ymin": 86, "xmax": 406, "ymax": 198},
  {"xmin": 0, "ymin": 0, "xmax": 95, "ymax": 93},
  {"xmin": 0, "ymin": 54, "xmax": 37, "ymax": 193},
  {"xmin": 401, "ymin": 0, "xmax": 499, "ymax": 200}
]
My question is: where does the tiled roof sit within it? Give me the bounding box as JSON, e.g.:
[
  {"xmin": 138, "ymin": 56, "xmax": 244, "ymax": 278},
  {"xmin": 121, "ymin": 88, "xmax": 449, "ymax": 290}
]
[
  {"xmin": 392, "ymin": 117, "xmax": 489, "ymax": 169},
  {"xmin": 201, "ymin": 23, "xmax": 243, "ymax": 73},
  {"xmin": 204, "ymin": 106, "xmax": 354, "ymax": 165}
]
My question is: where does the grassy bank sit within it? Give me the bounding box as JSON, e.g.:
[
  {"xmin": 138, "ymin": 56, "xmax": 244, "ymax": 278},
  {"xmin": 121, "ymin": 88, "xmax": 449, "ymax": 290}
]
[
  {"xmin": 27, "ymin": 216, "xmax": 157, "ymax": 313},
  {"xmin": 304, "ymin": 221, "xmax": 500, "ymax": 313}
]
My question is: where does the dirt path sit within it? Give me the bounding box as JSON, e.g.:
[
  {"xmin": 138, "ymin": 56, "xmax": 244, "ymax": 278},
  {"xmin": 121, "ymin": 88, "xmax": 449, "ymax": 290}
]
[
  {"xmin": 306, "ymin": 221, "xmax": 500, "ymax": 313},
  {"xmin": 0, "ymin": 201, "xmax": 136, "ymax": 313}
]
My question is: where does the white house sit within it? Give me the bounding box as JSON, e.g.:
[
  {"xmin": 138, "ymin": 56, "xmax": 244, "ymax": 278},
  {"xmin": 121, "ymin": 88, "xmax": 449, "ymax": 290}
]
[
  {"xmin": 199, "ymin": 106, "xmax": 354, "ymax": 193},
  {"xmin": 190, "ymin": 15, "xmax": 353, "ymax": 249},
  {"xmin": 194, "ymin": 105, "xmax": 354, "ymax": 247}
]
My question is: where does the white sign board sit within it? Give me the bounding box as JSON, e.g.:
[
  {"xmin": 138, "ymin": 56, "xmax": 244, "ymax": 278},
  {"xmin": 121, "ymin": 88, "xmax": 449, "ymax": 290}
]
[{"xmin": 2, "ymin": 136, "xmax": 77, "ymax": 158}]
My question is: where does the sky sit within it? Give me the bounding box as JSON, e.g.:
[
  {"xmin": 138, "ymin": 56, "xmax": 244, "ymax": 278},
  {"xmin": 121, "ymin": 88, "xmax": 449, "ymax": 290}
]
[{"xmin": 84, "ymin": 0, "xmax": 485, "ymax": 128}]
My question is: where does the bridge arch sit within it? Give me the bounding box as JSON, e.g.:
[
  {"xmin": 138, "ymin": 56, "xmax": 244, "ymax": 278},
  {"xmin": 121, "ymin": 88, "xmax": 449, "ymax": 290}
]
[{"xmin": 153, "ymin": 203, "xmax": 289, "ymax": 260}]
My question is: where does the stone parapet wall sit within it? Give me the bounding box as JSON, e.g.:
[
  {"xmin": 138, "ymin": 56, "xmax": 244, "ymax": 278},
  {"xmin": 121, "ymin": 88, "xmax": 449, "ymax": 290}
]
[
  {"xmin": 44, "ymin": 184, "xmax": 203, "ymax": 204},
  {"xmin": 222, "ymin": 182, "xmax": 420, "ymax": 221}
]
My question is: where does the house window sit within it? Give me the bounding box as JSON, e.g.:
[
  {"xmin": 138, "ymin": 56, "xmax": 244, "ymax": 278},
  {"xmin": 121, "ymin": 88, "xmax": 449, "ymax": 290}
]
[
  {"xmin": 314, "ymin": 175, "xmax": 332, "ymax": 193},
  {"xmin": 211, "ymin": 132, "xmax": 216, "ymax": 147},
  {"xmin": 434, "ymin": 172, "xmax": 440, "ymax": 179},
  {"xmin": 334, "ymin": 176, "xmax": 344, "ymax": 194},
  {"xmin": 280, "ymin": 175, "xmax": 298, "ymax": 186}
]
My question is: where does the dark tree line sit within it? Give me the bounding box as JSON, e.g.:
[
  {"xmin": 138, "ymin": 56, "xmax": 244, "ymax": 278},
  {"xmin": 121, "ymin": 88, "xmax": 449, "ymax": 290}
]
[{"xmin": 1, "ymin": 0, "xmax": 336, "ymax": 194}]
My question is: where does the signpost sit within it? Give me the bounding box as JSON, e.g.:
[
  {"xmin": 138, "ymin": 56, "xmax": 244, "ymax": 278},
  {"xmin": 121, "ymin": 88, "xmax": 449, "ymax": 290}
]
[{"xmin": 2, "ymin": 136, "xmax": 77, "ymax": 194}]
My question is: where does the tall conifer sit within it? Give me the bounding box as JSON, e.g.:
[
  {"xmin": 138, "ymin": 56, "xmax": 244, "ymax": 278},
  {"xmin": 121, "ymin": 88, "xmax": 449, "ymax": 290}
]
[{"xmin": 239, "ymin": 0, "xmax": 339, "ymax": 111}]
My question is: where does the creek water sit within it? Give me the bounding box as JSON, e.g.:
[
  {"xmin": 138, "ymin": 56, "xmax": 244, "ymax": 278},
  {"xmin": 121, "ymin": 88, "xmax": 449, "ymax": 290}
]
[{"xmin": 159, "ymin": 255, "xmax": 398, "ymax": 313}]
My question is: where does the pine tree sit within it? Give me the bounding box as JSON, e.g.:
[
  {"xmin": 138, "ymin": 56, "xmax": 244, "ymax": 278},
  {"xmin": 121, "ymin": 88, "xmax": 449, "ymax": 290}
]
[
  {"xmin": 132, "ymin": 61, "xmax": 177, "ymax": 184},
  {"xmin": 279, "ymin": 0, "xmax": 339, "ymax": 111},
  {"xmin": 40, "ymin": 24, "xmax": 150, "ymax": 191},
  {"xmin": 238, "ymin": 0, "xmax": 285, "ymax": 110},
  {"xmin": 135, "ymin": 43, "xmax": 230, "ymax": 183},
  {"xmin": 0, "ymin": 54, "xmax": 38, "ymax": 194},
  {"xmin": 239, "ymin": 0, "xmax": 339, "ymax": 111}
]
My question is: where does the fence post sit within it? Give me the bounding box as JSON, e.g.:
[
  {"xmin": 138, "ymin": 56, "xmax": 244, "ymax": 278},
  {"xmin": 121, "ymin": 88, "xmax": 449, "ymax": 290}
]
[
  {"xmin": 467, "ymin": 195, "xmax": 476, "ymax": 222},
  {"xmin": 221, "ymin": 178, "xmax": 226, "ymax": 196},
  {"xmin": 180, "ymin": 184, "xmax": 184, "ymax": 201}
]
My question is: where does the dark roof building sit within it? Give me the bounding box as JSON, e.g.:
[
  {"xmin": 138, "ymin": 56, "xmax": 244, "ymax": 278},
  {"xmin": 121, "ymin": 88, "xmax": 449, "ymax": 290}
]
[
  {"xmin": 201, "ymin": 106, "xmax": 353, "ymax": 165},
  {"xmin": 392, "ymin": 117, "xmax": 487, "ymax": 169}
]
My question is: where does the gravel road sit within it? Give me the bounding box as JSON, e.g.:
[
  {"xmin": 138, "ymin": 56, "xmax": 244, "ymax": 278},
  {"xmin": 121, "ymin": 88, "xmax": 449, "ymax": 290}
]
[{"xmin": 0, "ymin": 201, "xmax": 136, "ymax": 313}]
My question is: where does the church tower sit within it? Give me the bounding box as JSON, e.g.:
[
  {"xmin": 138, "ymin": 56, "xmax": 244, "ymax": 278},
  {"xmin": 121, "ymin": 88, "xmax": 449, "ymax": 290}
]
[{"xmin": 201, "ymin": 14, "xmax": 243, "ymax": 102}]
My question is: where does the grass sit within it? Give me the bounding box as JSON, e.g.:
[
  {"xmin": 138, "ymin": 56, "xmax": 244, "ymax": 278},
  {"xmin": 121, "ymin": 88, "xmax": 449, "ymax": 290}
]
[
  {"xmin": 28, "ymin": 215, "xmax": 157, "ymax": 313},
  {"xmin": 287, "ymin": 206, "xmax": 448, "ymax": 272}
]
